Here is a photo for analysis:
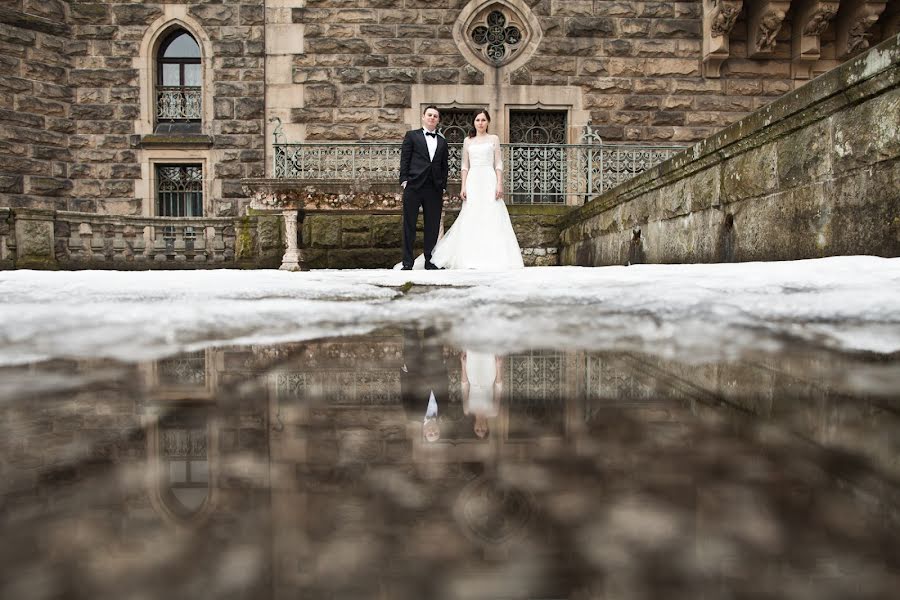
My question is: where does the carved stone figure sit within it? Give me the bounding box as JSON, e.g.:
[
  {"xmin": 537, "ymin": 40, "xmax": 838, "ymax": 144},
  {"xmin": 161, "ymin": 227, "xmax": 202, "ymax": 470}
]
[
  {"xmin": 848, "ymin": 13, "xmax": 881, "ymax": 53},
  {"xmin": 803, "ymin": 5, "xmax": 839, "ymax": 36},
  {"xmin": 757, "ymin": 9, "xmax": 786, "ymax": 53},
  {"xmin": 711, "ymin": 0, "xmax": 742, "ymax": 37}
]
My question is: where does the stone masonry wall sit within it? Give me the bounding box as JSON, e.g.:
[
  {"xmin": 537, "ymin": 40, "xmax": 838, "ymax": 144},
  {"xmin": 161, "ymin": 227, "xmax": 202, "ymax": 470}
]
[
  {"xmin": 0, "ymin": 2, "xmax": 74, "ymax": 210},
  {"xmin": 67, "ymin": 1, "xmax": 266, "ymax": 216},
  {"xmin": 300, "ymin": 204, "xmax": 566, "ymax": 268},
  {"xmin": 559, "ymin": 34, "xmax": 900, "ymax": 266},
  {"xmin": 270, "ymin": 0, "xmax": 898, "ymax": 148}
]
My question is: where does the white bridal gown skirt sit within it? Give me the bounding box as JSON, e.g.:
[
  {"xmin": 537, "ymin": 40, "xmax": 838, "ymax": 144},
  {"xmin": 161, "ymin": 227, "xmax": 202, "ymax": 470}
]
[{"xmin": 430, "ymin": 164, "xmax": 524, "ymax": 270}]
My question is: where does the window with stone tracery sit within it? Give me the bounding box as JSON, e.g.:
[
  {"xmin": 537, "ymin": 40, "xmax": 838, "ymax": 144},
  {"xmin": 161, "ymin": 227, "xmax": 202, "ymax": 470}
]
[{"xmin": 466, "ymin": 5, "xmax": 529, "ymax": 66}]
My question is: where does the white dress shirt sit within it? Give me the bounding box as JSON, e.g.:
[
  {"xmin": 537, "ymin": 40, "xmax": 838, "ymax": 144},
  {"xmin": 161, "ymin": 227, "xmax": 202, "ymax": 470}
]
[{"xmin": 423, "ymin": 127, "xmax": 437, "ymax": 161}]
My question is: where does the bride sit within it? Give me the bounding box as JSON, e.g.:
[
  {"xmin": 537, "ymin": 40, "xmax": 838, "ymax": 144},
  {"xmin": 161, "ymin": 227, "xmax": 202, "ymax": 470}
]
[{"xmin": 398, "ymin": 109, "xmax": 525, "ymax": 271}]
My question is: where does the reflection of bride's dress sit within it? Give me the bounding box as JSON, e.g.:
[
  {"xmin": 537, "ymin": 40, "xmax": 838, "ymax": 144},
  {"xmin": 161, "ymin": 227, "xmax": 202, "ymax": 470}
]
[
  {"xmin": 464, "ymin": 351, "xmax": 499, "ymax": 417},
  {"xmin": 395, "ymin": 136, "xmax": 524, "ymax": 270}
]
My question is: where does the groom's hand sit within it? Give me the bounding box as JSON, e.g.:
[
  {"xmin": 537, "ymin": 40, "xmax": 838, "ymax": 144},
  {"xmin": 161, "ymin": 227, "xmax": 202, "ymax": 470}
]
[{"xmin": 401, "ymin": 181, "xmax": 407, "ymax": 189}]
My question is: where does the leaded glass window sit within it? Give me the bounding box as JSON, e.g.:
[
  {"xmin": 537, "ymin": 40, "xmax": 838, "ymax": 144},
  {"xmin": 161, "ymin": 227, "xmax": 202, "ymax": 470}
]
[
  {"xmin": 508, "ymin": 110, "xmax": 568, "ymax": 203},
  {"xmin": 156, "ymin": 164, "xmax": 203, "ymax": 217},
  {"xmin": 438, "ymin": 109, "xmax": 476, "ymax": 177}
]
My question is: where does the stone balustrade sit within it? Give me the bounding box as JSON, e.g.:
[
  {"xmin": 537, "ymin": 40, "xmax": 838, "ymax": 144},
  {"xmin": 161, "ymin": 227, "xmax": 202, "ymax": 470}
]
[{"xmin": 0, "ymin": 209, "xmax": 283, "ymax": 270}]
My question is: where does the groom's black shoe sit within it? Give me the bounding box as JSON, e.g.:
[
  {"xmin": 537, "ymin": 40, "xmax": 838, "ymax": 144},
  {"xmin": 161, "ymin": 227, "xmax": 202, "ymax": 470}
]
[
  {"xmin": 424, "ymin": 261, "xmax": 439, "ymax": 270},
  {"xmin": 401, "ymin": 264, "xmax": 413, "ymax": 270}
]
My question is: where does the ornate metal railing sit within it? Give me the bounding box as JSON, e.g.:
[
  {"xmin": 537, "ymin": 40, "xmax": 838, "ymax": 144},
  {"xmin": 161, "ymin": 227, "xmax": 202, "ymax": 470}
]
[
  {"xmin": 157, "ymin": 86, "xmax": 202, "ymax": 121},
  {"xmin": 272, "ymin": 140, "xmax": 684, "ymax": 204}
]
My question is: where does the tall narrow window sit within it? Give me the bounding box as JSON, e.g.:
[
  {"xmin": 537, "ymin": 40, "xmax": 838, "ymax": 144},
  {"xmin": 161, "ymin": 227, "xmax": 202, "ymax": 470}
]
[
  {"xmin": 156, "ymin": 164, "xmax": 203, "ymax": 217},
  {"xmin": 156, "ymin": 29, "xmax": 201, "ymax": 132}
]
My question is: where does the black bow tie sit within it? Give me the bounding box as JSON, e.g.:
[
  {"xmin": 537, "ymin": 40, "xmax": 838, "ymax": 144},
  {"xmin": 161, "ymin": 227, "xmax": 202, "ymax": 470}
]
[{"xmin": 425, "ymin": 131, "xmax": 437, "ymax": 138}]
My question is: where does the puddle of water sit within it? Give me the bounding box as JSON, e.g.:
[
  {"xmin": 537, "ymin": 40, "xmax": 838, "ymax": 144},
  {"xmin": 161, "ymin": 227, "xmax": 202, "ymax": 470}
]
[{"xmin": 1, "ymin": 328, "xmax": 898, "ymax": 599}]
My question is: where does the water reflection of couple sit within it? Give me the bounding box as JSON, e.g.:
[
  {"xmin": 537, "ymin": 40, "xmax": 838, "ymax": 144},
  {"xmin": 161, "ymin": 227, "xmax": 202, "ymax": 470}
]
[{"xmin": 401, "ymin": 328, "xmax": 502, "ymax": 441}]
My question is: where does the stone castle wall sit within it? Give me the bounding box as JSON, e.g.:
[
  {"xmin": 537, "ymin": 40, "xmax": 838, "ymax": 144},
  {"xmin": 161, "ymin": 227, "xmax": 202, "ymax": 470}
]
[
  {"xmin": 270, "ymin": 0, "xmax": 898, "ymax": 147},
  {"xmin": 559, "ymin": 34, "xmax": 900, "ymax": 265},
  {"xmin": 66, "ymin": 1, "xmax": 266, "ymax": 216},
  {"xmin": 0, "ymin": 1, "xmax": 74, "ymax": 210}
]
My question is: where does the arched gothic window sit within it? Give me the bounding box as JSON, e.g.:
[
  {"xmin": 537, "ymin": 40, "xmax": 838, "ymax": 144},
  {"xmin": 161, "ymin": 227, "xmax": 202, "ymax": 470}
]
[{"xmin": 156, "ymin": 29, "xmax": 202, "ymax": 128}]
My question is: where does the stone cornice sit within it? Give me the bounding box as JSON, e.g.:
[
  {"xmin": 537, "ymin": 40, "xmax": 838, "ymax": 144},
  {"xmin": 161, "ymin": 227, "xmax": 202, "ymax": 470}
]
[
  {"xmin": 564, "ymin": 33, "xmax": 900, "ymax": 229},
  {"xmin": 0, "ymin": 7, "xmax": 69, "ymax": 37}
]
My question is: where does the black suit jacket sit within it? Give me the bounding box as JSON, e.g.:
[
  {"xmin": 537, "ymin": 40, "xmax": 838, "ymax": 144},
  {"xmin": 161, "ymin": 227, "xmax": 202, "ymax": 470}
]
[{"xmin": 399, "ymin": 129, "xmax": 449, "ymax": 191}]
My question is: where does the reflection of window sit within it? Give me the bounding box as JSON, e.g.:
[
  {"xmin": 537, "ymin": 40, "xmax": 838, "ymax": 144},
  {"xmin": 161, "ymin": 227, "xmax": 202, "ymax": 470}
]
[
  {"xmin": 159, "ymin": 409, "xmax": 209, "ymax": 517},
  {"xmin": 156, "ymin": 164, "xmax": 202, "ymax": 217},
  {"xmin": 158, "ymin": 350, "xmax": 207, "ymax": 386},
  {"xmin": 156, "ymin": 29, "xmax": 201, "ymax": 128}
]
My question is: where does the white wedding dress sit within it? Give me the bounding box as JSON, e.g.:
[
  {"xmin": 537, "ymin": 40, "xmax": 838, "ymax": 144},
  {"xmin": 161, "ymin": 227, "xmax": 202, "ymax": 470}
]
[
  {"xmin": 396, "ymin": 135, "xmax": 524, "ymax": 270},
  {"xmin": 463, "ymin": 351, "xmax": 500, "ymax": 418}
]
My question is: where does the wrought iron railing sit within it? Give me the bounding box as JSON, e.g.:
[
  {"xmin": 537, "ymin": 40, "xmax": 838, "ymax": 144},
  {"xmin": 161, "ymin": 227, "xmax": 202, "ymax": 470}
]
[
  {"xmin": 272, "ymin": 140, "xmax": 684, "ymax": 204},
  {"xmin": 156, "ymin": 86, "xmax": 202, "ymax": 121}
]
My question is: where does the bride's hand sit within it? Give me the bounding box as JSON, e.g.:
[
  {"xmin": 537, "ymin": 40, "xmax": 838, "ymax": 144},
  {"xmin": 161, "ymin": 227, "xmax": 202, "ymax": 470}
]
[
  {"xmin": 460, "ymin": 190, "xmax": 467, "ymax": 200},
  {"xmin": 495, "ymin": 185, "xmax": 503, "ymax": 200}
]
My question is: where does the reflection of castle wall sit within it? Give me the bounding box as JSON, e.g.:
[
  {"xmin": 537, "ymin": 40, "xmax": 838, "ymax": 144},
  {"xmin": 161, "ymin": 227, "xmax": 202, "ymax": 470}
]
[{"xmin": 4, "ymin": 336, "xmax": 896, "ymax": 598}]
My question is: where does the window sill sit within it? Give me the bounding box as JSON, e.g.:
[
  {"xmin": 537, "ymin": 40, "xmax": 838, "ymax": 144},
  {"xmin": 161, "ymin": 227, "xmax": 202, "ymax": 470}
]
[{"xmin": 141, "ymin": 134, "xmax": 213, "ymax": 148}]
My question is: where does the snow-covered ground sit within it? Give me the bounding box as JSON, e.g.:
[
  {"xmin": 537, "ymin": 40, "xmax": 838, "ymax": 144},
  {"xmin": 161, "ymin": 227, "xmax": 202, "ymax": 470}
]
[{"xmin": 1, "ymin": 256, "xmax": 899, "ymax": 366}]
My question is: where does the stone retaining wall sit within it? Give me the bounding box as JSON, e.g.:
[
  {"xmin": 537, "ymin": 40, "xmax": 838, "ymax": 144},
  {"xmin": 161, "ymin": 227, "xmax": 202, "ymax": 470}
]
[
  {"xmin": 300, "ymin": 204, "xmax": 567, "ymax": 269},
  {"xmin": 559, "ymin": 34, "xmax": 900, "ymax": 266}
]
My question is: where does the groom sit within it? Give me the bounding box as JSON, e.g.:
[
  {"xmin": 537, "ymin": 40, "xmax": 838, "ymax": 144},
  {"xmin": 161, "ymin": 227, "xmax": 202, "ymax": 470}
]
[{"xmin": 399, "ymin": 105, "xmax": 449, "ymax": 270}]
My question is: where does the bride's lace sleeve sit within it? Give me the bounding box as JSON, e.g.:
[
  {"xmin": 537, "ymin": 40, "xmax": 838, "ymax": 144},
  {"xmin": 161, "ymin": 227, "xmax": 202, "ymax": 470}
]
[
  {"xmin": 461, "ymin": 137, "xmax": 469, "ymax": 172},
  {"xmin": 493, "ymin": 136, "xmax": 503, "ymax": 171}
]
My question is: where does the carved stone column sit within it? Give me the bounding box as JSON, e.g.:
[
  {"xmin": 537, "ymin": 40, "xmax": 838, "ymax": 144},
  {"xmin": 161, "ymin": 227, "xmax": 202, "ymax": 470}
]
[
  {"xmin": 748, "ymin": 0, "xmax": 792, "ymax": 57},
  {"xmin": 837, "ymin": 0, "xmax": 888, "ymax": 58},
  {"xmin": 792, "ymin": 0, "xmax": 841, "ymax": 79},
  {"xmin": 279, "ymin": 209, "xmax": 304, "ymax": 272},
  {"xmin": 703, "ymin": 0, "xmax": 744, "ymax": 77}
]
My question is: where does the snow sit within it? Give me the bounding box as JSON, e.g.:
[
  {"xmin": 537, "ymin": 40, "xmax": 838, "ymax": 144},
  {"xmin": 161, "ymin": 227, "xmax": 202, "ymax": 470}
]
[{"xmin": 1, "ymin": 256, "xmax": 899, "ymax": 366}]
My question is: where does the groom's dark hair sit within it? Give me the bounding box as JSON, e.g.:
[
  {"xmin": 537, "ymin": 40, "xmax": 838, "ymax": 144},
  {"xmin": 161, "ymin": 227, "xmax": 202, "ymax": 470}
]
[{"xmin": 423, "ymin": 105, "xmax": 441, "ymax": 119}]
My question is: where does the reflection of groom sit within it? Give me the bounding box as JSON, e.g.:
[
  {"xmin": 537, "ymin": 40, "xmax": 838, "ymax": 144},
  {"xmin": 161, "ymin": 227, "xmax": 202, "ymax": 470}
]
[
  {"xmin": 399, "ymin": 105, "xmax": 449, "ymax": 270},
  {"xmin": 400, "ymin": 327, "xmax": 449, "ymax": 442}
]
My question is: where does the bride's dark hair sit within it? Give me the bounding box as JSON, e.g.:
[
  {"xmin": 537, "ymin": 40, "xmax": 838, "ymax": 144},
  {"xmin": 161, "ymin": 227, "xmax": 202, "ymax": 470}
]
[{"xmin": 467, "ymin": 109, "xmax": 491, "ymax": 137}]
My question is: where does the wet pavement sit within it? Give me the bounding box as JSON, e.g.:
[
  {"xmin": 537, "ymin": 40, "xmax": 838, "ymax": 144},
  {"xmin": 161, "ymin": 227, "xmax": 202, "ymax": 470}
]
[{"xmin": 1, "ymin": 326, "xmax": 898, "ymax": 600}]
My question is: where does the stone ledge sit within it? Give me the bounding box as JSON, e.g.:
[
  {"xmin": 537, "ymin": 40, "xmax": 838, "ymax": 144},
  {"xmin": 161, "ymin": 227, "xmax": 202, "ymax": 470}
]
[
  {"xmin": 566, "ymin": 33, "xmax": 900, "ymax": 228},
  {"xmin": 0, "ymin": 7, "xmax": 70, "ymax": 36},
  {"xmin": 140, "ymin": 134, "xmax": 214, "ymax": 148}
]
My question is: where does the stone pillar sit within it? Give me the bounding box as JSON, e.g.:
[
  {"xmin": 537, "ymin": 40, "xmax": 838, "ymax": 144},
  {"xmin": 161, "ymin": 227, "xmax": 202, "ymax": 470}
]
[
  {"xmin": 279, "ymin": 210, "xmax": 304, "ymax": 271},
  {"xmin": 14, "ymin": 208, "xmax": 58, "ymax": 269},
  {"xmin": 702, "ymin": 0, "xmax": 744, "ymax": 77}
]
